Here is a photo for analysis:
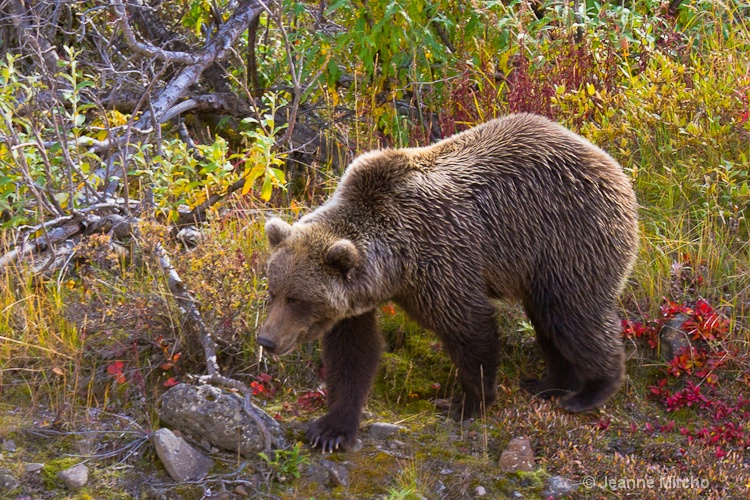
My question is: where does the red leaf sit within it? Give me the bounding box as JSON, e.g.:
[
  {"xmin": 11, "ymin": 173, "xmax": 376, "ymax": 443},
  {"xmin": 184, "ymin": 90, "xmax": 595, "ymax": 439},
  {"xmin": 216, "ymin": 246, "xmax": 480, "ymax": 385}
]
[
  {"xmin": 163, "ymin": 377, "xmax": 179, "ymax": 387},
  {"xmin": 107, "ymin": 361, "xmax": 124, "ymax": 376},
  {"xmin": 381, "ymin": 303, "xmax": 396, "ymax": 316}
]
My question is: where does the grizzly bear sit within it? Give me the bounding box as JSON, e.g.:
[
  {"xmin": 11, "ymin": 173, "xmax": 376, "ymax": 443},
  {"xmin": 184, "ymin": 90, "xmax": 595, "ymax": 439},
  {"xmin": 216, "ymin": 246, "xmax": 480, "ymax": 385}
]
[{"xmin": 258, "ymin": 113, "xmax": 639, "ymax": 452}]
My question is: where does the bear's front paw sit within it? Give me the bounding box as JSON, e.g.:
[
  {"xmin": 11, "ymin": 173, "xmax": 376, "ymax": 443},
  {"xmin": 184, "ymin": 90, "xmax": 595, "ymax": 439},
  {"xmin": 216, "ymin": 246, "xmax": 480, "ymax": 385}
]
[{"xmin": 306, "ymin": 415, "xmax": 358, "ymax": 453}]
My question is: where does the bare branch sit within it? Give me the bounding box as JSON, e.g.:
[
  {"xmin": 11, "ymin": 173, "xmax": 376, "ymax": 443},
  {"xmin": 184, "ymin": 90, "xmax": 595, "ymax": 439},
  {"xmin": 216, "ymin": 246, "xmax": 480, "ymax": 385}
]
[
  {"xmin": 112, "ymin": 0, "xmax": 202, "ymax": 65},
  {"xmin": 138, "ymin": 1, "xmax": 263, "ymax": 127}
]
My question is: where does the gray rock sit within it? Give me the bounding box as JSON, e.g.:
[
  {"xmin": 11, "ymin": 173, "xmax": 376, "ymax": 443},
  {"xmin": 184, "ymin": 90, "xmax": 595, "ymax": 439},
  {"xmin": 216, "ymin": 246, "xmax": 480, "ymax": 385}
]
[
  {"xmin": 543, "ymin": 475, "xmax": 577, "ymax": 499},
  {"xmin": 153, "ymin": 428, "xmax": 214, "ymax": 482},
  {"xmin": 2, "ymin": 440, "xmax": 16, "ymax": 452},
  {"xmin": 475, "ymin": 485, "xmax": 487, "ymax": 496},
  {"xmin": 320, "ymin": 459, "xmax": 350, "ymax": 487},
  {"xmin": 304, "ymin": 464, "xmax": 331, "ymax": 486},
  {"xmin": 367, "ymin": 422, "xmax": 405, "ymax": 440},
  {"xmin": 498, "ymin": 437, "xmax": 535, "ymax": 473},
  {"xmin": 0, "ymin": 473, "xmax": 19, "ymax": 492},
  {"xmin": 158, "ymin": 383, "xmax": 285, "ymax": 456},
  {"xmin": 57, "ymin": 463, "xmax": 89, "ymax": 491},
  {"xmin": 660, "ymin": 313, "xmax": 693, "ymax": 361},
  {"xmin": 24, "ymin": 463, "xmax": 45, "ymax": 473}
]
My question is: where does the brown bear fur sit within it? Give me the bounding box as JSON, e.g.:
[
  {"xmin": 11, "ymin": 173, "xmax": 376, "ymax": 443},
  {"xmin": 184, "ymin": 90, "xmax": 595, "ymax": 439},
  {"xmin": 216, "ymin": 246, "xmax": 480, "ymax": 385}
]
[{"xmin": 259, "ymin": 113, "xmax": 639, "ymax": 452}]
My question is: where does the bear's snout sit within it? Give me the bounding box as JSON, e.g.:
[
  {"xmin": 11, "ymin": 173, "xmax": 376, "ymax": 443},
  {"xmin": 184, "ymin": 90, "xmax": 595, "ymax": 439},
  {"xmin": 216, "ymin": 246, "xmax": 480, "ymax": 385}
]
[{"xmin": 256, "ymin": 336, "xmax": 277, "ymax": 353}]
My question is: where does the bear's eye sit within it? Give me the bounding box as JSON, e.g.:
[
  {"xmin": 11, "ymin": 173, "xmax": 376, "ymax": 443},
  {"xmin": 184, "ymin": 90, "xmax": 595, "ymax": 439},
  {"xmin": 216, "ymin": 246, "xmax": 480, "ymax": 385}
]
[{"xmin": 287, "ymin": 298, "xmax": 303, "ymax": 306}]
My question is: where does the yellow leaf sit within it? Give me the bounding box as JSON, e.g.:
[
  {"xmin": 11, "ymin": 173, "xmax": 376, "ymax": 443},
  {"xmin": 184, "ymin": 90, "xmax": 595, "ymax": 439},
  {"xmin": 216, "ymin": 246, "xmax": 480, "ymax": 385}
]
[
  {"xmin": 242, "ymin": 164, "xmax": 266, "ymax": 195},
  {"xmin": 290, "ymin": 200, "xmax": 302, "ymax": 216},
  {"xmin": 241, "ymin": 175, "xmax": 254, "ymax": 196},
  {"xmin": 260, "ymin": 175, "xmax": 273, "ymax": 201}
]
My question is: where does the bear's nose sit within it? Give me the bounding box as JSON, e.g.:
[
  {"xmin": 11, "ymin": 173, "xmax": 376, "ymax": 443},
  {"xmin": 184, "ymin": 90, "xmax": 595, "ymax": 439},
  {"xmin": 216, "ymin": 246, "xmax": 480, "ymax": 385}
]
[{"xmin": 256, "ymin": 337, "xmax": 277, "ymax": 353}]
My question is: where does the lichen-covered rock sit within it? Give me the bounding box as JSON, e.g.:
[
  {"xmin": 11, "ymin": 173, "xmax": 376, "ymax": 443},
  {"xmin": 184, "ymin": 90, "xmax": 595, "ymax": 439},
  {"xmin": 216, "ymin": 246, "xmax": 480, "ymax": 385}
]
[
  {"xmin": 320, "ymin": 459, "xmax": 351, "ymax": 487},
  {"xmin": 158, "ymin": 383, "xmax": 285, "ymax": 456},
  {"xmin": 367, "ymin": 422, "xmax": 405, "ymax": 440},
  {"xmin": 498, "ymin": 437, "xmax": 536, "ymax": 473},
  {"xmin": 57, "ymin": 463, "xmax": 89, "ymax": 490},
  {"xmin": 153, "ymin": 428, "xmax": 213, "ymax": 482},
  {"xmin": 0, "ymin": 471, "xmax": 19, "ymax": 492},
  {"xmin": 543, "ymin": 475, "xmax": 577, "ymax": 499},
  {"xmin": 303, "ymin": 464, "xmax": 331, "ymax": 486}
]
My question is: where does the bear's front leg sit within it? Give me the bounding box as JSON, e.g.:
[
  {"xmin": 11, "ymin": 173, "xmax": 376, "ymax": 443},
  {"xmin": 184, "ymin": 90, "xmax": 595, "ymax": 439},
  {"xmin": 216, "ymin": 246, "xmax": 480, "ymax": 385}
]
[{"xmin": 306, "ymin": 309, "xmax": 383, "ymax": 452}]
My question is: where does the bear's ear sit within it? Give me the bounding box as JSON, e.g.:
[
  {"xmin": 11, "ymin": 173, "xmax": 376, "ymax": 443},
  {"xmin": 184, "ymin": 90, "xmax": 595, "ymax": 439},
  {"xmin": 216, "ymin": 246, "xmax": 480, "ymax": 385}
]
[
  {"xmin": 325, "ymin": 239, "xmax": 360, "ymax": 280},
  {"xmin": 265, "ymin": 218, "xmax": 292, "ymax": 248}
]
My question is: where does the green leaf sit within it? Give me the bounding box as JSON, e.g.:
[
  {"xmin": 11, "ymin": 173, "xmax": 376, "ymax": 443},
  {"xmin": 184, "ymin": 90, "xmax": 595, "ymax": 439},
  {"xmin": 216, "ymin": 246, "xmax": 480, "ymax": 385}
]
[
  {"xmin": 75, "ymin": 80, "xmax": 94, "ymax": 92},
  {"xmin": 326, "ymin": 0, "xmax": 350, "ymax": 15}
]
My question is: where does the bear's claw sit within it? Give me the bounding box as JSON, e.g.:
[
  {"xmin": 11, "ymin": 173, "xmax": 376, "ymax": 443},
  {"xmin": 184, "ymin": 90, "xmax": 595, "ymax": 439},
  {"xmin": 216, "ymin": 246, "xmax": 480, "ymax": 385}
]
[{"xmin": 306, "ymin": 416, "xmax": 356, "ymax": 453}]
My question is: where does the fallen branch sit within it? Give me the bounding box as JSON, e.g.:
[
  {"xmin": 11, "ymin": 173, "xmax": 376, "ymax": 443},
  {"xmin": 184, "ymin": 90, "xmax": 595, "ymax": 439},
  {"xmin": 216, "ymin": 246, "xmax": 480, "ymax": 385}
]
[
  {"xmin": 152, "ymin": 240, "xmax": 273, "ymax": 452},
  {"xmin": 0, "ymin": 219, "xmax": 82, "ymax": 271}
]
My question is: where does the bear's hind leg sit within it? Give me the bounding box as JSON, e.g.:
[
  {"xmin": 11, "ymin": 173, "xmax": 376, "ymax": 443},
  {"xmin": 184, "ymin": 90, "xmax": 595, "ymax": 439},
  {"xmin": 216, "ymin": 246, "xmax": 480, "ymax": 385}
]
[
  {"xmin": 306, "ymin": 310, "xmax": 384, "ymax": 452},
  {"xmin": 555, "ymin": 308, "xmax": 625, "ymax": 413},
  {"xmin": 521, "ymin": 301, "xmax": 581, "ymax": 399},
  {"xmin": 434, "ymin": 308, "xmax": 500, "ymax": 420}
]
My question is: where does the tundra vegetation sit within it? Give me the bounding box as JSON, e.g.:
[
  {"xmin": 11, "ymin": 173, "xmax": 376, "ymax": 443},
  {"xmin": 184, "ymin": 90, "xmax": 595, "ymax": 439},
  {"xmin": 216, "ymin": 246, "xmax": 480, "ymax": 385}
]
[{"xmin": 0, "ymin": 0, "xmax": 749, "ymax": 498}]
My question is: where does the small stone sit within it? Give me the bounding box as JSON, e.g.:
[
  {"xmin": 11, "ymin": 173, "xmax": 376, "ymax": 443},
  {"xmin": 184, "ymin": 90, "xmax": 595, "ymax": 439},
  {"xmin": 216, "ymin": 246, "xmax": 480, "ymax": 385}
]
[
  {"xmin": 24, "ymin": 463, "xmax": 45, "ymax": 473},
  {"xmin": 475, "ymin": 485, "xmax": 487, "ymax": 496},
  {"xmin": 234, "ymin": 485, "xmax": 249, "ymax": 497},
  {"xmin": 0, "ymin": 473, "xmax": 19, "ymax": 491},
  {"xmin": 391, "ymin": 440, "xmax": 406, "ymax": 448},
  {"xmin": 367, "ymin": 422, "xmax": 405, "ymax": 440},
  {"xmin": 498, "ymin": 437, "xmax": 535, "ymax": 473},
  {"xmin": 304, "ymin": 464, "xmax": 331, "ymax": 486},
  {"xmin": 57, "ymin": 463, "xmax": 89, "ymax": 490},
  {"xmin": 320, "ymin": 459, "xmax": 350, "ymax": 487},
  {"xmin": 439, "ymin": 468, "xmax": 454, "ymax": 475},
  {"xmin": 349, "ymin": 439, "xmax": 364, "ymax": 452},
  {"xmin": 543, "ymin": 475, "xmax": 577, "ymax": 499},
  {"xmin": 2, "ymin": 440, "xmax": 16, "ymax": 452},
  {"xmin": 153, "ymin": 428, "xmax": 213, "ymax": 482}
]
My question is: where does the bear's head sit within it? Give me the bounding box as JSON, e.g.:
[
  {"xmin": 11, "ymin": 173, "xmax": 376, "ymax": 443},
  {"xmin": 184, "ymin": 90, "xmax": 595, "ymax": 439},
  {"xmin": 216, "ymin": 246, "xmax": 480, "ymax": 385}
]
[{"xmin": 257, "ymin": 217, "xmax": 363, "ymax": 355}]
